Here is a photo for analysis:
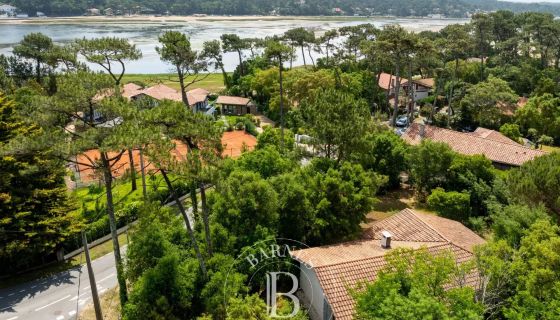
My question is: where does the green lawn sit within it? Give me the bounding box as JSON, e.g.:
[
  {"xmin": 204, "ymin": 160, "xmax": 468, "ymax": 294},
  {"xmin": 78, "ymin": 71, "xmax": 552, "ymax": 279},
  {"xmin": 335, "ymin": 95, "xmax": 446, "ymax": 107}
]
[
  {"xmin": 541, "ymin": 145, "xmax": 560, "ymax": 153},
  {"xmin": 122, "ymin": 73, "xmax": 227, "ymax": 93},
  {"xmin": 73, "ymin": 177, "xmax": 146, "ymax": 213}
]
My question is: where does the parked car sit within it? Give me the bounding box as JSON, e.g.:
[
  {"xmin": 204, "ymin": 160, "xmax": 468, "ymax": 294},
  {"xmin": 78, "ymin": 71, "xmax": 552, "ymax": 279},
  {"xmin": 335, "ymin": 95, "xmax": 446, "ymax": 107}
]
[{"xmin": 396, "ymin": 115, "xmax": 409, "ymax": 127}]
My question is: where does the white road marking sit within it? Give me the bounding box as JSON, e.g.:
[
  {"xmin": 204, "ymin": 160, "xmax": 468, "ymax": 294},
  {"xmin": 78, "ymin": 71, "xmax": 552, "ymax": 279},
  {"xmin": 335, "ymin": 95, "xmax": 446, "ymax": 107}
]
[
  {"xmin": 56, "ymin": 315, "xmax": 65, "ymax": 320},
  {"xmin": 69, "ymin": 291, "xmax": 89, "ymax": 301},
  {"xmin": 99, "ymin": 288, "xmax": 107, "ymax": 294},
  {"xmin": 34, "ymin": 294, "xmax": 72, "ymax": 311},
  {"xmin": 18, "ymin": 290, "xmax": 24, "ymax": 293},
  {"xmin": 8, "ymin": 293, "xmax": 14, "ymax": 296},
  {"xmin": 30, "ymin": 285, "xmax": 36, "ymax": 289},
  {"xmin": 68, "ymin": 310, "xmax": 76, "ymax": 316},
  {"xmin": 96, "ymin": 273, "xmax": 115, "ymax": 283},
  {"xmin": 78, "ymin": 298, "xmax": 89, "ymax": 306},
  {"xmin": 6, "ymin": 316, "xmax": 18, "ymax": 320}
]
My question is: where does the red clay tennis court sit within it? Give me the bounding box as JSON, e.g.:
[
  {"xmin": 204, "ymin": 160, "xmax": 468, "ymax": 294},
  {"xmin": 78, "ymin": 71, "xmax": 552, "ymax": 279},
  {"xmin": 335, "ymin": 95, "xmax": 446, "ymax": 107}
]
[{"xmin": 75, "ymin": 131, "xmax": 257, "ymax": 182}]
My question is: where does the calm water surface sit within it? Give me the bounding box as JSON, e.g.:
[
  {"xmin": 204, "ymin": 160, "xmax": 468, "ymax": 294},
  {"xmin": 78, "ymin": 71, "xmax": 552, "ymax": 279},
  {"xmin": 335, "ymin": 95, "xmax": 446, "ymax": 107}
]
[{"xmin": 0, "ymin": 17, "xmax": 468, "ymax": 73}]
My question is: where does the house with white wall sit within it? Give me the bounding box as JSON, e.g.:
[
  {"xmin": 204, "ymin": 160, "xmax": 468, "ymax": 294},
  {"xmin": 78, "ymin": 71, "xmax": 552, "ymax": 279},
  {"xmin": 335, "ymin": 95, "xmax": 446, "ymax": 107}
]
[{"xmin": 291, "ymin": 209, "xmax": 485, "ymax": 320}]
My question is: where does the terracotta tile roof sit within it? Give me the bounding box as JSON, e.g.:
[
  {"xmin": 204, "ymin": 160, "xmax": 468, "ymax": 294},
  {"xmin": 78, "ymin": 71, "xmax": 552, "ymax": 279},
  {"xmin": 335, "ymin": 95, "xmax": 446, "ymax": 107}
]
[
  {"xmin": 402, "ymin": 123, "xmax": 546, "ymax": 167},
  {"xmin": 470, "ymin": 127, "xmax": 520, "ymax": 145},
  {"xmin": 188, "ymin": 88, "xmax": 210, "ymax": 96},
  {"xmin": 412, "ymin": 211, "xmax": 486, "ymax": 252},
  {"xmin": 291, "ymin": 209, "xmax": 484, "ymax": 320},
  {"xmin": 216, "ymin": 95, "xmax": 251, "ymax": 106},
  {"xmin": 378, "ymin": 72, "xmax": 409, "ymax": 91},
  {"xmin": 292, "ymin": 239, "xmax": 443, "ymax": 268},
  {"xmin": 122, "ymin": 83, "xmax": 143, "ymax": 98},
  {"xmin": 365, "ymin": 208, "xmax": 447, "ymax": 243},
  {"xmin": 307, "ymin": 243, "xmax": 478, "ymax": 320},
  {"xmin": 414, "ymin": 78, "xmax": 435, "ymax": 88},
  {"xmin": 138, "ymin": 84, "xmax": 183, "ymax": 102},
  {"xmin": 378, "ymin": 73, "xmax": 433, "ymax": 90}
]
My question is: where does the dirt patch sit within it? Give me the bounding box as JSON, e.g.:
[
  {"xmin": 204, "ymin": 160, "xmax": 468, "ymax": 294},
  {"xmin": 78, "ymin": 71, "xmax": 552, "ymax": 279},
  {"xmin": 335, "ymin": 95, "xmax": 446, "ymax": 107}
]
[
  {"xmin": 361, "ymin": 187, "xmax": 436, "ymax": 235},
  {"xmin": 78, "ymin": 286, "xmax": 120, "ymax": 320}
]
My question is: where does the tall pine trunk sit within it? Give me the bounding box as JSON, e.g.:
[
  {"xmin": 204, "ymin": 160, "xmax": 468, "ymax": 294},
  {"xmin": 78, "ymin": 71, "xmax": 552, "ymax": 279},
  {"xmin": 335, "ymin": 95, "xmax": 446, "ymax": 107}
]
[
  {"xmin": 128, "ymin": 149, "xmax": 136, "ymax": 191},
  {"xmin": 139, "ymin": 147, "xmax": 147, "ymax": 199},
  {"xmin": 101, "ymin": 153, "xmax": 127, "ymax": 306},
  {"xmin": 392, "ymin": 59, "xmax": 401, "ymax": 127},
  {"xmin": 200, "ymin": 182, "xmax": 212, "ymax": 256},
  {"xmin": 161, "ymin": 169, "xmax": 207, "ymax": 277}
]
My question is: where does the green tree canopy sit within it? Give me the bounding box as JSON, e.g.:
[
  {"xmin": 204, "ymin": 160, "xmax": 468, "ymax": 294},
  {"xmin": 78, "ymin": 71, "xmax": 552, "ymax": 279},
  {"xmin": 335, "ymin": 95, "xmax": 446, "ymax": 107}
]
[{"xmin": 354, "ymin": 247, "xmax": 483, "ymax": 320}]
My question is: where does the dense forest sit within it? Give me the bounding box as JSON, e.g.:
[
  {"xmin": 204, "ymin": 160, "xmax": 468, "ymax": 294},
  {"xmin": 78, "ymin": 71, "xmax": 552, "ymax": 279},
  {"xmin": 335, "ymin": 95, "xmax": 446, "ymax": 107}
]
[{"xmin": 7, "ymin": 0, "xmax": 560, "ymax": 17}]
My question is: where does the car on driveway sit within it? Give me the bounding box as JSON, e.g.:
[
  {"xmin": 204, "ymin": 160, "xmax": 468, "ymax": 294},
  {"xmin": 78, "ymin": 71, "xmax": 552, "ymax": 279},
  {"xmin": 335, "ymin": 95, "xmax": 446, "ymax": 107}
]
[{"xmin": 396, "ymin": 115, "xmax": 409, "ymax": 127}]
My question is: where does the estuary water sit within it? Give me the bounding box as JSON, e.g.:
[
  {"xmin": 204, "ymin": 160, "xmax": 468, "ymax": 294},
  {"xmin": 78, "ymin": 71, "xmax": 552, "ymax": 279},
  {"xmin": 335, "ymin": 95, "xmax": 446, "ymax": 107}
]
[{"xmin": 0, "ymin": 17, "xmax": 468, "ymax": 73}]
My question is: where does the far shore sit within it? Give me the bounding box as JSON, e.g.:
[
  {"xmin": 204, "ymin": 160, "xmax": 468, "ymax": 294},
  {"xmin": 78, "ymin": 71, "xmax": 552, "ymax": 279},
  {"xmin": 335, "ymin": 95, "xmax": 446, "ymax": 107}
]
[{"xmin": 0, "ymin": 14, "xmax": 469, "ymax": 25}]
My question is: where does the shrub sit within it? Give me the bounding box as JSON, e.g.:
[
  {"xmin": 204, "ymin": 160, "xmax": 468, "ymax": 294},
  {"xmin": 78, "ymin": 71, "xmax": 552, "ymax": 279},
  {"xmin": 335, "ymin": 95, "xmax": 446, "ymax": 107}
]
[
  {"xmin": 499, "ymin": 123, "xmax": 521, "ymax": 142},
  {"xmin": 427, "ymin": 188, "xmax": 471, "ymax": 221}
]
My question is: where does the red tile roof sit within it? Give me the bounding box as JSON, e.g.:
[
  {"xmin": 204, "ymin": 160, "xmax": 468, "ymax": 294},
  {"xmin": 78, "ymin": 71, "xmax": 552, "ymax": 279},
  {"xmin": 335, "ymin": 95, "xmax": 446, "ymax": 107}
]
[
  {"xmin": 138, "ymin": 84, "xmax": 183, "ymax": 102},
  {"xmin": 402, "ymin": 123, "xmax": 546, "ymax": 167},
  {"xmin": 378, "ymin": 73, "xmax": 433, "ymax": 90},
  {"xmin": 216, "ymin": 95, "xmax": 252, "ymax": 106},
  {"xmin": 470, "ymin": 127, "xmax": 519, "ymax": 145},
  {"xmin": 414, "ymin": 78, "xmax": 435, "ymax": 88},
  {"xmin": 378, "ymin": 72, "xmax": 408, "ymax": 91},
  {"xmin": 291, "ymin": 209, "xmax": 484, "ymax": 320}
]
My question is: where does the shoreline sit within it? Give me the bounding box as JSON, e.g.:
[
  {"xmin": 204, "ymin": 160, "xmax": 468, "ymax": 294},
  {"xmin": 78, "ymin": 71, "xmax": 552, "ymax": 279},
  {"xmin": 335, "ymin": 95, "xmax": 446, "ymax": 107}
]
[{"xmin": 0, "ymin": 14, "xmax": 469, "ymax": 25}]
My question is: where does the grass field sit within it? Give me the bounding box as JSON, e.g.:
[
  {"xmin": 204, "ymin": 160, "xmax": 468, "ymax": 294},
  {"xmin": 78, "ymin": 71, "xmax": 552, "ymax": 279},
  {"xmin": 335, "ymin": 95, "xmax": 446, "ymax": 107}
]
[
  {"xmin": 541, "ymin": 145, "xmax": 560, "ymax": 153},
  {"xmin": 122, "ymin": 73, "xmax": 227, "ymax": 93}
]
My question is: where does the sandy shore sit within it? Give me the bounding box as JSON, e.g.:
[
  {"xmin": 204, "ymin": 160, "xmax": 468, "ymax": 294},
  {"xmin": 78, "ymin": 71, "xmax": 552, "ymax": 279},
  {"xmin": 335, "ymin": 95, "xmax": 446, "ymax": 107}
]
[{"xmin": 0, "ymin": 14, "xmax": 378, "ymax": 25}]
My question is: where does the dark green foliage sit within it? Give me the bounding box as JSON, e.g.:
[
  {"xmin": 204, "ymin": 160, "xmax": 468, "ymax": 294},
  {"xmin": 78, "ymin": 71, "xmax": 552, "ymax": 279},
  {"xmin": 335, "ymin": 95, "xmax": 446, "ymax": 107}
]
[
  {"xmin": 257, "ymin": 126, "xmax": 295, "ymax": 152},
  {"xmin": 235, "ymin": 146, "xmax": 294, "ymax": 179},
  {"xmin": 0, "ymin": 93, "xmax": 79, "ymax": 274},
  {"xmin": 499, "ymin": 123, "xmax": 521, "ymax": 143},
  {"xmin": 209, "ymin": 170, "xmax": 279, "ymax": 251},
  {"xmin": 301, "ymin": 88, "xmax": 370, "ymax": 162},
  {"xmin": 358, "ymin": 131, "xmax": 408, "ymax": 189},
  {"xmin": 507, "ymin": 152, "xmax": 560, "ymax": 221},
  {"xmin": 407, "ymin": 140, "xmax": 456, "ymax": 199},
  {"xmin": 475, "ymin": 220, "xmax": 560, "ymax": 319},
  {"xmin": 303, "ymin": 161, "xmax": 384, "ymax": 244},
  {"xmin": 124, "ymin": 253, "xmax": 199, "ymax": 320},
  {"xmin": 515, "ymin": 94, "xmax": 560, "ymax": 143},
  {"xmin": 427, "ymin": 188, "xmax": 471, "ymax": 221},
  {"xmin": 354, "ymin": 248, "xmax": 484, "ymax": 320},
  {"xmin": 490, "ymin": 204, "xmax": 550, "ymax": 248}
]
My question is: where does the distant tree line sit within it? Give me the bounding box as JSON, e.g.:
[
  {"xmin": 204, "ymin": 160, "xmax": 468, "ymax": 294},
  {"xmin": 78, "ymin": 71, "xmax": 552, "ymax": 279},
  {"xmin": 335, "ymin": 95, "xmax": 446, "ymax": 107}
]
[{"xmin": 8, "ymin": 0, "xmax": 560, "ymax": 18}]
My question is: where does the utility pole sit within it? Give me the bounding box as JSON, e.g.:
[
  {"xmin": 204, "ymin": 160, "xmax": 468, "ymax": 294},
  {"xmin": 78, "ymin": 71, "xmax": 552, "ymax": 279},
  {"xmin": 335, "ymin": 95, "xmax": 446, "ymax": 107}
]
[{"xmin": 82, "ymin": 231, "xmax": 103, "ymax": 320}]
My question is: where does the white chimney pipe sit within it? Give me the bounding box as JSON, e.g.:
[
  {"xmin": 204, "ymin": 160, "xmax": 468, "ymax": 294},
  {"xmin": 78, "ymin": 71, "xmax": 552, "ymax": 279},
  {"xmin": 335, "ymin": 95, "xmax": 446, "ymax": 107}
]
[{"xmin": 381, "ymin": 231, "xmax": 392, "ymax": 249}]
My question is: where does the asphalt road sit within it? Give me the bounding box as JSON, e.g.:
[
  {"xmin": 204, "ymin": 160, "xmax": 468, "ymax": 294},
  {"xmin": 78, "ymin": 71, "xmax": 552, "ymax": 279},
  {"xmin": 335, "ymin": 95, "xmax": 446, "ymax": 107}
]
[
  {"xmin": 0, "ymin": 200, "xmax": 196, "ymax": 320},
  {"xmin": 0, "ymin": 247, "xmax": 125, "ymax": 320}
]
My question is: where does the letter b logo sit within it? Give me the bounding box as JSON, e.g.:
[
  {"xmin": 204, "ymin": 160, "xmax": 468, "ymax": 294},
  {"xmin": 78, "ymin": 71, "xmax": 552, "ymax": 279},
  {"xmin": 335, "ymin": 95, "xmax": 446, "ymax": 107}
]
[{"xmin": 266, "ymin": 272, "xmax": 300, "ymax": 318}]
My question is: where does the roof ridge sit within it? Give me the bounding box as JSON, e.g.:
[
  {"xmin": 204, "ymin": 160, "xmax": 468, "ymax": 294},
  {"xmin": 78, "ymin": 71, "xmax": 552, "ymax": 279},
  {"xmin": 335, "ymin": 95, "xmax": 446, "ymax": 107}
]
[
  {"xmin": 313, "ymin": 242, "xmax": 456, "ymax": 271},
  {"xmin": 406, "ymin": 209, "xmax": 452, "ymax": 243},
  {"xmin": 419, "ymin": 124, "xmax": 544, "ymax": 153}
]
